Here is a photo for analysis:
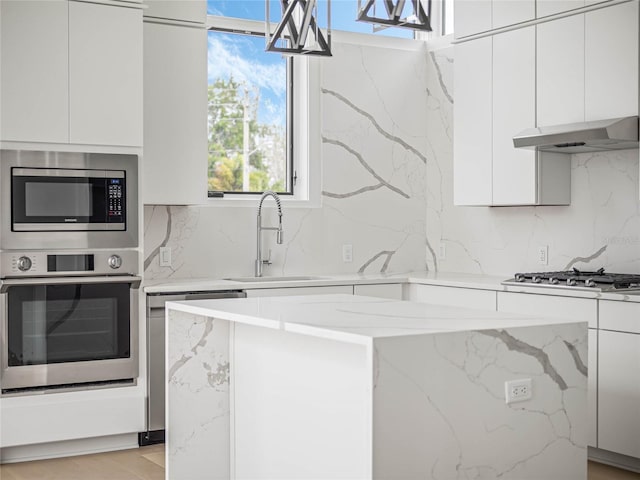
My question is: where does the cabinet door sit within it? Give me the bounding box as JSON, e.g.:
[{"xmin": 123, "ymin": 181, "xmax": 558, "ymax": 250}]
[
  {"xmin": 246, "ymin": 286, "xmax": 354, "ymax": 298},
  {"xmin": 585, "ymin": 1, "xmax": 639, "ymax": 120},
  {"xmin": 353, "ymin": 284, "xmax": 403, "ymax": 300},
  {"xmin": 453, "ymin": 38, "xmax": 492, "ymax": 206},
  {"xmin": 69, "ymin": 1, "xmax": 143, "ymax": 146},
  {"xmin": 588, "ymin": 328, "xmax": 597, "ymax": 448},
  {"xmin": 537, "ymin": 15, "xmax": 585, "ymax": 126},
  {"xmin": 454, "ymin": 0, "xmax": 491, "ymax": 38},
  {"xmin": 408, "ymin": 284, "xmax": 496, "ymax": 310},
  {"xmin": 143, "ymin": 0, "xmax": 206, "ymax": 24},
  {"xmin": 493, "ymin": 0, "xmax": 534, "ymax": 30},
  {"xmin": 143, "ymin": 22, "xmax": 207, "ymax": 205},
  {"xmin": 492, "ymin": 27, "xmax": 537, "ymax": 205},
  {"xmin": 537, "ymin": 0, "xmax": 584, "ymax": 18},
  {"xmin": 0, "ymin": 0, "xmax": 69, "ymax": 143},
  {"xmin": 598, "ymin": 330, "xmax": 640, "ymax": 458}
]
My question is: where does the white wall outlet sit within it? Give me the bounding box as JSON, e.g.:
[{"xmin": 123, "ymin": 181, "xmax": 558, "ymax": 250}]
[
  {"xmin": 159, "ymin": 246, "xmax": 172, "ymax": 267},
  {"xmin": 505, "ymin": 378, "xmax": 533, "ymax": 404},
  {"xmin": 537, "ymin": 245, "xmax": 549, "ymax": 266},
  {"xmin": 342, "ymin": 244, "xmax": 353, "ymax": 263}
]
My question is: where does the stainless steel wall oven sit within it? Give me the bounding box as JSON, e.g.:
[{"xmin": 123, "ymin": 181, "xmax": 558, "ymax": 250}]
[{"xmin": 1, "ymin": 270, "xmax": 140, "ymax": 392}]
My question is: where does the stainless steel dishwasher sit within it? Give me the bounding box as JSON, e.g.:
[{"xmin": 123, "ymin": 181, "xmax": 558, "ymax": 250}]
[{"xmin": 139, "ymin": 290, "xmax": 246, "ymax": 446}]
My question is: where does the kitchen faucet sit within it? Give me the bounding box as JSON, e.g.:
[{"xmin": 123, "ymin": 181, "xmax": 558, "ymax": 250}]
[{"xmin": 255, "ymin": 191, "xmax": 283, "ymax": 277}]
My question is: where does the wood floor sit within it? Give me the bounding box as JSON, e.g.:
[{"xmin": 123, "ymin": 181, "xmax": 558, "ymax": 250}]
[{"xmin": 0, "ymin": 445, "xmax": 639, "ymax": 479}]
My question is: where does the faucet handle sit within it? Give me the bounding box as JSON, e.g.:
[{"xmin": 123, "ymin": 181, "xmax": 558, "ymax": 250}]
[{"xmin": 261, "ymin": 249, "xmax": 272, "ymax": 266}]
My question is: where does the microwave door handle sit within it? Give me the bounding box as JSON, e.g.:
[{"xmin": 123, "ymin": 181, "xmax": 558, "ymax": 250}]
[{"xmin": 0, "ymin": 275, "xmax": 142, "ymax": 293}]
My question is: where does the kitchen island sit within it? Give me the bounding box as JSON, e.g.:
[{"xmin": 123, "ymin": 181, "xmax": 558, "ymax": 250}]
[{"xmin": 165, "ymin": 294, "xmax": 587, "ymax": 480}]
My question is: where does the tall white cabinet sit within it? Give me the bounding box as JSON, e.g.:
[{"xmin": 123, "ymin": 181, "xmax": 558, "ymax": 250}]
[
  {"xmin": 0, "ymin": 0, "xmax": 143, "ymax": 147},
  {"xmin": 143, "ymin": 19, "xmax": 208, "ymax": 205}
]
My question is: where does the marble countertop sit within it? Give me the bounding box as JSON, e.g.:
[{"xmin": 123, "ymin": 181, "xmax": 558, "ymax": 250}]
[
  {"xmin": 145, "ymin": 270, "xmax": 640, "ymax": 303},
  {"xmin": 165, "ymin": 293, "xmax": 585, "ymax": 345}
]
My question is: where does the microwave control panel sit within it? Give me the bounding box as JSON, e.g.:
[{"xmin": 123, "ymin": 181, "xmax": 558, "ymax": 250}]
[{"xmin": 107, "ymin": 178, "xmax": 125, "ymax": 220}]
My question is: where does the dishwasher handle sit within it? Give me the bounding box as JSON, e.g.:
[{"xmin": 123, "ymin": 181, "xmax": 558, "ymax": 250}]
[{"xmin": 147, "ymin": 290, "xmax": 246, "ymax": 309}]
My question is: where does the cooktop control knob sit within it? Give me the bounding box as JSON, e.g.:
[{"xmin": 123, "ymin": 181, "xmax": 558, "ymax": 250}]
[
  {"xmin": 567, "ymin": 278, "xmax": 578, "ymax": 286},
  {"xmin": 532, "ymin": 275, "xmax": 542, "ymax": 283},
  {"xmin": 108, "ymin": 255, "xmax": 122, "ymax": 269},
  {"xmin": 17, "ymin": 256, "xmax": 32, "ymax": 272},
  {"xmin": 549, "ymin": 277, "xmax": 559, "ymax": 285},
  {"xmin": 585, "ymin": 278, "xmax": 597, "ymax": 288}
]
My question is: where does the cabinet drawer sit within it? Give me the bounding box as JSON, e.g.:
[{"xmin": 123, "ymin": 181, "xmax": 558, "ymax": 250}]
[
  {"xmin": 599, "ymin": 301, "xmax": 640, "ymax": 334},
  {"xmin": 408, "ymin": 284, "xmax": 496, "ymax": 310},
  {"xmin": 246, "ymin": 286, "xmax": 353, "ymax": 298},
  {"xmin": 353, "ymin": 284, "xmax": 403, "ymax": 300},
  {"xmin": 497, "ymin": 292, "xmax": 597, "ymax": 327}
]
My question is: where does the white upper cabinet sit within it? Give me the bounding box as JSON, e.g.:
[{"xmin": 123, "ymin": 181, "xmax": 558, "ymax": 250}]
[
  {"xmin": 69, "ymin": 1, "xmax": 143, "ymax": 147},
  {"xmin": 0, "ymin": 1, "xmax": 69, "ymax": 143},
  {"xmin": 537, "ymin": 14, "xmax": 585, "ymax": 126},
  {"xmin": 585, "ymin": 0, "xmax": 639, "ymax": 120},
  {"xmin": 143, "ymin": 22, "xmax": 208, "ymax": 205},
  {"xmin": 455, "ymin": 0, "xmax": 534, "ymax": 38},
  {"xmin": 537, "ymin": 0, "xmax": 584, "ymax": 17},
  {"xmin": 454, "ymin": 0, "xmax": 492, "ymax": 38},
  {"xmin": 453, "ymin": 37, "xmax": 493, "ymax": 205},
  {"xmin": 0, "ymin": 0, "xmax": 143, "ymax": 147},
  {"xmin": 493, "ymin": 0, "xmax": 535, "ymax": 29},
  {"xmin": 143, "ymin": 0, "xmax": 207, "ymax": 24},
  {"xmin": 492, "ymin": 27, "xmax": 536, "ymax": 205}
]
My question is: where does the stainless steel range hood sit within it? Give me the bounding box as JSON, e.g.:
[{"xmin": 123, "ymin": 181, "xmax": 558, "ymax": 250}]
[{"xmin": 513, "ymin": 116, "xmax": 639, "ymax": 153}]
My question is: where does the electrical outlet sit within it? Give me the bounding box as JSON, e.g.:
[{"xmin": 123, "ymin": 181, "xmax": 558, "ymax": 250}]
[
  {"xmin": 537, "ymin": 245, "xmax": 549, "ymax": 266},
  {"xmin": 159, "ymin": 247, "xmax": 172, "ymax": 267},
  {"xmin": 342, "ymin": 244, "xmax": 353, "ymax": 263},
  {"xmin": 505, "ymin": 378, "xmax": 532, "ymax": 404}
]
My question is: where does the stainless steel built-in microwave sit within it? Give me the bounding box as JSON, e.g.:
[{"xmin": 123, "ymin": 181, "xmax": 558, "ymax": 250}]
[
  {"xmin": 0, "ymin": 150, "xmax": 138, "ymax": 250},
  {"xmin": 11, "ymin": 167, "xmax": 126, "ymax": 232}
]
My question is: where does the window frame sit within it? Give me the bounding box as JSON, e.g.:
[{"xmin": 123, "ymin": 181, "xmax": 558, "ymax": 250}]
[{"xmin": 206, "ymin": 15, "xmax": 322, "ymax": 208}]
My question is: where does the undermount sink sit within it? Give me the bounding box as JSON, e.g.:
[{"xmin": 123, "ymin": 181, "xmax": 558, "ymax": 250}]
[{"xmin": 224, "ymin": 275, "xmax": 325, "ymax": 283}]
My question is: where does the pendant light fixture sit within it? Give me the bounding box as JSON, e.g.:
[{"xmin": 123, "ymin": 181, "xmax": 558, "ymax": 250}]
[
  {"xmin": 356, "ymin": 0, "xmax": 433, "ymax": 31},
  {"xmin": 265, "ymin": 0, "xmax": 332, "ymax": 56}
]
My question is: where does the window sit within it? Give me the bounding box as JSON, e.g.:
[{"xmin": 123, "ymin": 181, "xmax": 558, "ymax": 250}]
[
  {"xmin": 441, "ymin": 0, "xmax": 454, "ymax": 35},
  {"xmin": 207, "ymin": 0, "xmax": 415, "ymax": 38},
  {"xmin": 207, "ymin": 28, "xmax": 292, "ymax": 195}
]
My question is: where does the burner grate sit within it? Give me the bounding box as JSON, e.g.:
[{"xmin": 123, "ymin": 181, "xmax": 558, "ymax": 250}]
[{"xmin": 508, "ymin": 268, "xmax": 640, "ymax": 291}]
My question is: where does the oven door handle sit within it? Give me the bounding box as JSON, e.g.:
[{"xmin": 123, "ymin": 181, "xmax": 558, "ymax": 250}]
[{"xmin": 0, "ymin": 275, "xmax": 142, "ymax": 293}]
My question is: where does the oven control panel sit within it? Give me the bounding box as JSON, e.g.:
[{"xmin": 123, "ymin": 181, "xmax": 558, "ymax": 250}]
[
  {"xmin": 0, "ymin": 250, "xmax": 139, "ymax": 277},
  {"xmin": 108, "ymin": 178, "xmax": 124, "ymax": 219}
]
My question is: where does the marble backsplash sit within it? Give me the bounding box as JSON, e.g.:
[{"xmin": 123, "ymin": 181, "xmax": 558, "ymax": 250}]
[
  {"xmin": 425, "ymin": 46, "xmax": 640, "ymax": 276},
  {"xmin": 144, "ymin": 41, "xmax": 429, "ymax": 280},
  {"xmin": 146, "ymin": 40, "xmax": 640, "ymax": 281}
]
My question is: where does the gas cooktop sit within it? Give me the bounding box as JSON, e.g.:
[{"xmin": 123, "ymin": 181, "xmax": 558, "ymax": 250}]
[{"xmin": 502, "ymin": 268, "xmax": 640, "ymax": 292}]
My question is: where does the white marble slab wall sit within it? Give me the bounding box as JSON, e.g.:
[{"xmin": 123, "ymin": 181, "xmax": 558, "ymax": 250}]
[
  {"xmin": 425, "ymin": 46, "xmax": 640, "ymax": 276},
  {"xmin": 373, "ymin": 322, "xmax": 588, "ymax": 479},
  {"xmin": 144, "ymin": 40, "xmax": 428, "ymax": 280}
]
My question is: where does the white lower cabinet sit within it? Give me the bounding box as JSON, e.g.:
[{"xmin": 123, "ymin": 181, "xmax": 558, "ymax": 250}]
[
  {"xmin": 597, "ymin": 301, "xmax": 640, "ymax": 459},
  {"xmin": 245, "ymin": 285, "xmax": 353, "ymax": 298},
  {"xmin": 353, "ymin": 284, "xmax": 403, "ymax": 300},
  {"xmin": 497, "ymin": 291, "xmax": 597, "ymax": 327},
  {"xmin": 588, "ymin": 328, "xmax": 597, "ymax": 448},
  {"xmin": 598, "ymin": 329, "xmax": 640, "ymax": 458},
  {"xmin": 408, "ymin": 284, "xmax": 496, "ymax": 310}
]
